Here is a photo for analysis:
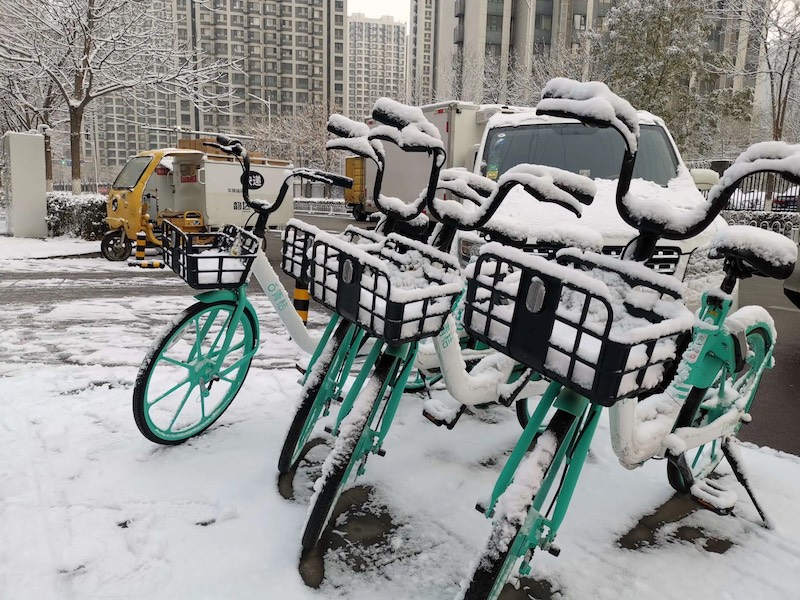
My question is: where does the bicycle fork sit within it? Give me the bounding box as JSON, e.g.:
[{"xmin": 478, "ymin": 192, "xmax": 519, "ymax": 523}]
[{"xmin": 482, "ymin": 382, "xmax": 602, "ymax": 571}]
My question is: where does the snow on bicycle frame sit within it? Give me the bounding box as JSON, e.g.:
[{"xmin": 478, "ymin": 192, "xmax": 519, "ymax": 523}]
[
  {"xmin": 464, "ymin": 243, "xmax": 694, "ymax": 406},
  {"xmin": 309, "ymin": 231, "xmax": 463, "ymax": 345},
  {"xmin": 162, "ymin": 220, "xmax": 260, "ymax": 289}
]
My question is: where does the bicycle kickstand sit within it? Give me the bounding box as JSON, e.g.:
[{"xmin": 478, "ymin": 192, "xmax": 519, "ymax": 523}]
[{"xmin": 721, "ymin": 436, "xmax": 773, "ymax": 529}]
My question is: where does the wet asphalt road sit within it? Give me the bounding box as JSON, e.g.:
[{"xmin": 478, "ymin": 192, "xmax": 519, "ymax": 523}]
[{"xmin": 1, "ymin": 214, "xmax": 798, "ymax": 455}]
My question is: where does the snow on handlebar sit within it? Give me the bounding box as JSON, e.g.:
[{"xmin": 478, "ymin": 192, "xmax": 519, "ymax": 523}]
[
  {"xmin": 429, "ymin": 166, "xmax": 596, "ymax": 230},
  {"xmin": 536, "ymin": 78, "xmax": 639, "ymax": 153}
]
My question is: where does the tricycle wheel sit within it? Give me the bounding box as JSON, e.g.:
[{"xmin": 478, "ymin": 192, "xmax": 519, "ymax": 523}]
[{"xmin": 101, "ymin": 230, "xmax": 132, "ymax": 261}]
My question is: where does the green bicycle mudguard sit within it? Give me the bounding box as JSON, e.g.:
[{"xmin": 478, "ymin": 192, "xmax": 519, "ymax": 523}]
[{"xmin": 194, "ymin": 288, "xmax": 261, "ymax": 342}]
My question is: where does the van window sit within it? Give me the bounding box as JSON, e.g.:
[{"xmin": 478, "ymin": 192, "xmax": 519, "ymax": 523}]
[
  {"xmin": 112, "ymin": 156, "xmax": 153, "ymax": 189},
  {"xmin": 483, "ymin": 123, "xmax": 679, "ymax": 186}
]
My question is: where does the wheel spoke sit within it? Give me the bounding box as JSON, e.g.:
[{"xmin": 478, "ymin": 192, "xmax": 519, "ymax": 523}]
[
  {"xmin": 160, "ymin": 355, "xmax": 192, "ymax": 370},
  {"xmin": 206, "ymin": 308, "xmax": 234, "ymax": 355},
  {"xmin": 167, "ymin": 387, "xmax": 195, "ymax": 432},
  {"xmin": 217, "ymin": 353, "xmax": 253, "ymax": 377},
  {"xmin": 148, "ymin": 377, "xmax": 192, "ymax": 406}
]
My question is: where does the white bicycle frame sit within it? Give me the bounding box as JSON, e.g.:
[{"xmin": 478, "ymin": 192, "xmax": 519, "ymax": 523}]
[{"xmin": 247, "ymin": 247, "xmax": 320, "ymax": 355}]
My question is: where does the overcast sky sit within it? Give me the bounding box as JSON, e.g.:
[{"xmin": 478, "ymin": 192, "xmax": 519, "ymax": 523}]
[{"xmin": 347, "ymin": 0, "xmax": 410, "ymax": 25}]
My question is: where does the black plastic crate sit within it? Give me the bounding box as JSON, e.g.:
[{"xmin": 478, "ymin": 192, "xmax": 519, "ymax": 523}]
[
  {"xmin": 309, "ymin": 232, "xmax": 463, "ymax": 345},
  {"xmin": 162, "ymin": 220, "xmax": 258, "ymax": 290},
  {"xmin": 464, "ymin": 247, "xmax": 693, "ymax": 406}
]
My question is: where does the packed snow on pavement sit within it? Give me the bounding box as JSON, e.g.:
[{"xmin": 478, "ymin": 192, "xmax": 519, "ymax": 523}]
[{"xmin": 1, "ymin": 236, "xmax": 800, "ymax": 599}]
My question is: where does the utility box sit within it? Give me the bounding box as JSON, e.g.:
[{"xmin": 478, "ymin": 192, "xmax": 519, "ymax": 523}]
[{"xmin": 1, "ymin": 131, "xmax": 47, "ymax": 237}]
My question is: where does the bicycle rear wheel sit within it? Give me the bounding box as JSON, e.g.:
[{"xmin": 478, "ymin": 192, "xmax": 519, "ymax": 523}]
[
  {"xmin": 301, "ymin": 350, "xmax": 403, "ymax": 551},
  {"xmin": 461, "ymin": 410, "xmax": 577, "ymax": 600},
  {"xmin": 133, "ymin": 300, "xmax": 257, "ymax": 444},
  {"xmin": 278, "ymin": 319, "xmax": 354, "ymax": 474},
  {"xmin": 667, "ymin": 326, "xmax": 770, "ymax": 493}
]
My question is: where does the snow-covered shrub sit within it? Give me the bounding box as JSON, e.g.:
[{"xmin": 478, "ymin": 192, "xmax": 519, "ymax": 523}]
[{"xmin": 46, "ymin": 192, "xmax": 107, "ymax": 240}]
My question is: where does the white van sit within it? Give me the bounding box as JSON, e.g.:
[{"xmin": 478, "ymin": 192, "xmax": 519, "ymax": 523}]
[{"xmin": 454, "ymin": 110, "xmax": 729, "ymax": 309}]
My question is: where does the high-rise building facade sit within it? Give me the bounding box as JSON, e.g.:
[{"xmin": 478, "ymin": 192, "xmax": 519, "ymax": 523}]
[
  {"xmin": 408, "ymin": 0, "xmax": 456, "ymax": 104},
  {"xmin": 348, "ymin": 14, "xmax": 406, "ymax": 120},
  {"xmin": 447, "ymin": 0, "xmax": 613, "ymax": 102},
  {"xmin": 95, "ymin": 0, "xmax": 348, "ymax": 166}
]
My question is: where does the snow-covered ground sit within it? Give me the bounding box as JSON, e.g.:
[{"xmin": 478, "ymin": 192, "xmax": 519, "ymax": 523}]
[{"xmin": 2, "ymin": 237, "xmax": 800, "ymax": 599}]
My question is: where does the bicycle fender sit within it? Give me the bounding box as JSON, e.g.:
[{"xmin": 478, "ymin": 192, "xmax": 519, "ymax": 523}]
[{"xmin": 193, "ymin": 290, "xmax": 261, "ymax": 340}]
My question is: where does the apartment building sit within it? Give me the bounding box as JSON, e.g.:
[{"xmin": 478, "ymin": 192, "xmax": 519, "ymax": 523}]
[
  {"xmin": 95, "ymin": 0, "xmax": 347, "ymax": 166},
  {"xmin": 408, "ymin": 0, "xmax": 457, "ymax": 104},
  {"xmin": 348, "ymin": 14, "xmax": 407, "ymax": 121}
]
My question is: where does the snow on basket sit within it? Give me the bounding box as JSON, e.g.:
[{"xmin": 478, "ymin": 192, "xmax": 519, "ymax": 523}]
[
  {"xmin": 463, "ymin": 243, "xmax": 694, "ymax": 406},
  {"xmin": 281, "ymin": 219, "xmax": 386, "ymax": 283},
  {"xmin": 309, "ymin": 231, "xmax": 463, "ymax": 344},
  {"xmin": 162, "ymin": 221, "xmax": 259, "ymax": 290}
]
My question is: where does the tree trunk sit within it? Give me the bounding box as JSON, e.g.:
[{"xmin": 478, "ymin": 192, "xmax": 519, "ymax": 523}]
[{"xmin": 69, "ymin": 106, "xmax": 83, "ymax": 195}]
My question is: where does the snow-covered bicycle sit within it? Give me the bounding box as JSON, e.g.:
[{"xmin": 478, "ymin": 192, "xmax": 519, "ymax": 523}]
[
  {"xmin": 283, "ymin": 100, "xmax": 608, "ymax": 552},
  {"xmin": 131, "ymin": 136, "xmax": 356, "ymax": 444},
  {"xmin": 457, "ymin": 79, "xmax": 800, "ymax": 600}
]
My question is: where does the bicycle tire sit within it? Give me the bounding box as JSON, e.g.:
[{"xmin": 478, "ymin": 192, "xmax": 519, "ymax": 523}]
[
  {"xmin": 277, "ymin": 319, "xmax": 353, "ymax": 474},
  {"xmin": 301, "ymin": 351, "xmax": 400, "ymax": 551},
  {"xmin": 666, "ymin": 326, "xmax": 770, "ymax": 493},
  {"xmin": 462, "ymin": 409, "xmax": 577, "ymax": 600},
  {"xmin": 133, "ymin": 300, "xmax": 258, "ymax": 445}
]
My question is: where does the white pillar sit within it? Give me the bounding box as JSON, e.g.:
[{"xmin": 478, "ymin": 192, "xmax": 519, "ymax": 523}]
[{"xmin": 2, "ymin": 131, "xmax": 47, "ymax": 238}]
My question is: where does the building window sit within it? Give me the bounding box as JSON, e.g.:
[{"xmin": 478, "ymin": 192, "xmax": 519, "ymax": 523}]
[
  {"xmin": 573, "ymin": 14, "xmax": 586, "ymax": 30},
  {"xmin": 535, "ymin": 14, "xmax": 552, "ymax": 31}
]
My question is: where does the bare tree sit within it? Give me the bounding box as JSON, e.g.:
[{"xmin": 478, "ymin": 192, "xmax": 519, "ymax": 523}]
[
  {"xmin": 248, "ymin": 103, "xmax": 344, "ymax": 196},
  {"xmin": 0, "ymin": 0, "xmax": 237, "ymax": 194},
  {"xmin": 507, "ymin": 44, "xmax": 592, "ymax": 106},
  {"xmin": 731, "ymin": 0, "xmax": 800, "ymax": 140}
]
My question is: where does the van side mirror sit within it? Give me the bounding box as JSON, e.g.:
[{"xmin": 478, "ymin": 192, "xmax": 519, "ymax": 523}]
[{"xmin": 690, "ymin": 168, "xmax": 719, "ymax": 192}]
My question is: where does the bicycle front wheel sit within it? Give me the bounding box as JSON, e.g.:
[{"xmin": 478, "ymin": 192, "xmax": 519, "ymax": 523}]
[
  {"xmin": 278, "ymin": 319, "xmax": 353, "ymax": 474},
  {"xmin": 301, "ymin": 350, "xmax": 400, "ymax": 551},
  {"xmin": 461, "ymin": 409, "xmax": 577, "ymax": 600},
  {"xmin": 133, "ymin": 300, "xmax": 258, "ymax": 444},
  {"xmin": 667, "ymin": 326, "xmax": 771, "ymax": 493}
]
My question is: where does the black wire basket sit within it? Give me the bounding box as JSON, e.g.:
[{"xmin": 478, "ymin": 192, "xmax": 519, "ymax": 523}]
[
  {"xmin": 309, "ymin": 232, "xmax": 463, "ymax": 345},
  {"xmin": 464, "ymin": 247, "xmax": 693, "ymax": 406},
  {"xmin": 281, "ymin": 221, "xmax": 385, "ymax": 283},
  {"xmin": 162, "ymin": 220, "xmax": 258, "ymax": 290},
  {"xmin": 281, "ymin": 220, "xmax": 318, "ymax": 283}
]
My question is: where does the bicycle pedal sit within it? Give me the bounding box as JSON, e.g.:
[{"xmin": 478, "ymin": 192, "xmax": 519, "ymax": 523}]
[
  {"xmin": 690, "ymin": 478, "xmax": 737, "ymax": 515},
  {"xmin": 475, "ymin": 499, "xmax": 492, "ymax": 516},
  {"xmin": 376, "ymin": 448, "xmax": 386, "ymax": 457},
  {"xmin": 323, "ymin": 425, "xmax": 333, "ymax": 434},
  {"xmin": 422, "ymin": 399, "xmax": 466, "ymax": 429}
]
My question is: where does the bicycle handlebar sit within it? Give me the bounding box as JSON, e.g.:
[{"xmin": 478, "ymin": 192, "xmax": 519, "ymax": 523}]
[
  {"xmin": 428, "ymin": 166, "xmax": 596, "ymax": 232},
  {"xmin": 204, "ymin": 136, "xmax": 353, "ymax": 237},
  {"xmin": 325, "ymin": 99, "xmax": 447, "ymax": 226}
]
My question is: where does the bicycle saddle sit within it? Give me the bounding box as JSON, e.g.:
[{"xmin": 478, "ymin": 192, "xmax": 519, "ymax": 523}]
[{"xmin": 709, "ymin": 225, "xmax": 797, "ymax": 280}]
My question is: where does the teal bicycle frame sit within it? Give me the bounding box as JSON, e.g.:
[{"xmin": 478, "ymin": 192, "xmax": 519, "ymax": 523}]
[{"xmin": 480, "ymin": 289, "xmax": 775, "ymax": 577}]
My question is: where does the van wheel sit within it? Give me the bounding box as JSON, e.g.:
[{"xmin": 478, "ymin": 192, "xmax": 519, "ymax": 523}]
[
  {"xmin": 101, "ymin": 230, "xmax": 133, "ymax": 261},
  {"xmin": 352, "ymin": 204, "xmax": 367, "ymax": 222}
]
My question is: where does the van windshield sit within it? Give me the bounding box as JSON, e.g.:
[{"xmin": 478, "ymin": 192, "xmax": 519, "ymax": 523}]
[
  {"xmin": 482, "ymin": 123, "xmax": 679, "ymax": 186},
  {"xmin": 112, "ymin": 156, "xmax": 152, "ymax": 189}
]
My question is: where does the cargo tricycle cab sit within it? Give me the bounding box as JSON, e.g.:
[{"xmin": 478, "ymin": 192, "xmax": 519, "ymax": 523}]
[{"xmin": 102, "ymin": 147, "xmax": 294, "ymax": 261}]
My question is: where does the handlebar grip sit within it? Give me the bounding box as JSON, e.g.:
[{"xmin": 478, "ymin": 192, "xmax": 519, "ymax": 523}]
[
  {"xmin": 326, "ymin": 173, "xmax": 354, "ymax": 189},
  {"xmin": 292, "ymin": 168, "xmax": 353, "ymax": 189},
  {"xmin": 216, "ymin": 134, "xmax": 242, "ymax": 147}
]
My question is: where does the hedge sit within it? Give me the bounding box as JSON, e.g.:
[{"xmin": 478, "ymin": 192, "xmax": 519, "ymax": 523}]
[{"xmin": 46, "ymin": 192, "xmax": 107, "ymax": 240}]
